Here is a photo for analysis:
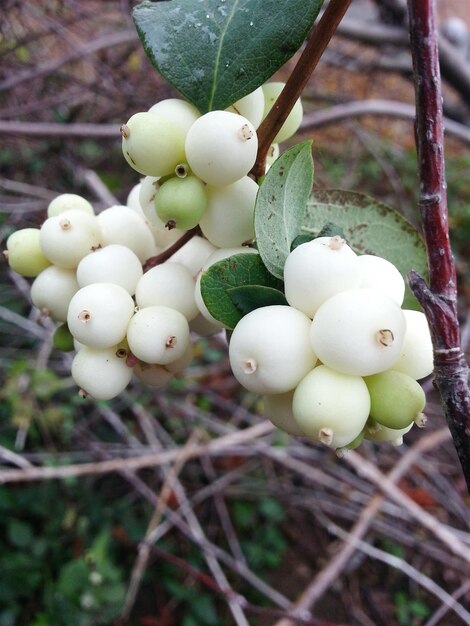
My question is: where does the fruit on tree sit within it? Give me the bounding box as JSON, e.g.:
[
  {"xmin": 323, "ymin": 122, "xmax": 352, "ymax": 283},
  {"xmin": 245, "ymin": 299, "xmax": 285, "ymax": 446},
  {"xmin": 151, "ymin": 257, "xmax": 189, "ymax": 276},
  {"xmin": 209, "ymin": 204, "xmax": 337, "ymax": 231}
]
[
  {"xmin": 5, "ymin": 228, "xmax": 51, "ymax": 277},
  {"xmin": 228, "ymin": 305, "xmax": 317, "ymax": 394},
  {"xmin": 365, "ymin": 369, "xmax": 426, "ymax": 429},
  {"xmin": 185, "ymin": 110, "xmax": 258, "ymax": 186},
  {"xmin": 310, "ymin": 288, "xmax": 406, "ymax": 376},
  {"xmin": 126, "ymin": 305, "xmax": 190, "ymax": 365},
  {"xmin": 121, "ymin": 111, "xmax": 186, "ymax": 177},
  {"xmin": 154, "ymin": 174, "xmax": 207, "ymax": 230},
  {"xmin": 67, "ymin": 282, "xmax": 135, "ymax": 349},
  {"xmin": 284, "ymin": 236, "xmax": 361, "ymax": 317},
  {"xmin": 292, "ymin": 365, "xmax": 370, "ymax": 448}
]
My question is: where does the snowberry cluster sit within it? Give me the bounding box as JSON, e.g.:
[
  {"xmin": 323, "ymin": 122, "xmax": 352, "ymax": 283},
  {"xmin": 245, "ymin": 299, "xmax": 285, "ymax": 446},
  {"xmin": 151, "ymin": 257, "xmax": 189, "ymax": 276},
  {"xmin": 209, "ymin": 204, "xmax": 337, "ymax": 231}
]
[
  {"xmin": 228, "ymin": 236, "xmax": 433, "ymax": 453},
  {"xmin": 4, "ymin": 85, "xmax": 433, "ymax": 453},
  {"xmin": 4, "ymin": 83, "xmax": 303, "ymax": 402},
  {"xmin": 5, "ymin": 194, "xmax": 213, "ymax": 400},
  {"xmin": 120, "ymin": 82, "xmax": 301, "ymax": 247}
]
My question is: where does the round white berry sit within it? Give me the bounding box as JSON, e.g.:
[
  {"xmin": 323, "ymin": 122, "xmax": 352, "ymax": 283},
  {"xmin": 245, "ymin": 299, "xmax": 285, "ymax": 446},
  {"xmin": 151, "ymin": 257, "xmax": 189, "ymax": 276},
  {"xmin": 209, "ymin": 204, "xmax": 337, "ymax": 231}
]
[
  {"xmin": 284, "ymin": 236, "xmax": 361, "ymax": 317},
  {"xmin": 96, "ymin": 205, "xmax": 156, "ymax": 263},
  {"xmin": 126, "ymin": 305, "xmax": 190, "ymax": 365},
  {"xmin": 226, "ymin": 87, "xmax": 265, "ymax": 129},
  {"xmin": 31, "ymin": 266, "xmax": 79, "ymax": 322},
  {"xmin": 47, "ymin": 194, "xmax": 94, "ymax": 218},
  {"xmin": 67, "ymin": 283, "xmax": 135, "ymax": 348},
  {"xmin": 310, "ymin": 288, "xmax": 406, "ymax": 376},
  {"xmin": 72, "ymin": 346, "xmax": 133, "ymax": 400},
  {"xmin": 229, "ymin": 305, "xmax": 317, "ymax": 394},
  {"xmin": 76, "ymin": 244, "xmax": 143, "ymax": 295},
  {"xmin": 185, "ymin": 110, "xmax": 257, "ymax": 186},
  {"xmin": 200, "ymin": 176, "xmax": 258, "ymax": 247},
  {"xmin": 392, "ymin": 309, "xmax": 434, "ymax": 379},
  {"xmin": 135, "ymin": 262, "xmax": 198, "ymax": 321},
  {"xmin": 293, "ymin": 365, "xmax": 370, "ymax": 448},
  {"xmin": 358, "ymin": 254, "xmax": 405, "ymax": 305},
  {"xmin": 40, "ymin": 209, "xmax": 102, "ymax": 269}
]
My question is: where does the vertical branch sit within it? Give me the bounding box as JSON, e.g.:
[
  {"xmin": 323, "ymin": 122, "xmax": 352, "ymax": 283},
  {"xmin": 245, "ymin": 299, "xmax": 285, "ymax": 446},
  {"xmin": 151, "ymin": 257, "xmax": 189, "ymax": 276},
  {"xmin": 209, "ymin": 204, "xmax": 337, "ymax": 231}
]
[
  {"xmin": 252, "ymin": 0, "xmax": 353, "ymax": 179},
  {"xmin": 407, "ymin": 0, "xmax": 470, "ymax": 491}
]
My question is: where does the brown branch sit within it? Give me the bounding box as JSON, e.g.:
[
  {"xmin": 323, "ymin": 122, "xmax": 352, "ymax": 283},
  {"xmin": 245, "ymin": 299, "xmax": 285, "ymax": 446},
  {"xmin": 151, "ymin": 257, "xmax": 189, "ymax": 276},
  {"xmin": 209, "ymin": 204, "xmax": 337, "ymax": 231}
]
[
  {"xmin": 407, "ymin": 0, "xmax": 470, "ymax": 492},
  {"xmin": 252, "ymin": 0, "xmax": 353, "ymax": 178},
  {"xmin": 143, "ymin": 226, "xmax": 202, "ymax": 272}
]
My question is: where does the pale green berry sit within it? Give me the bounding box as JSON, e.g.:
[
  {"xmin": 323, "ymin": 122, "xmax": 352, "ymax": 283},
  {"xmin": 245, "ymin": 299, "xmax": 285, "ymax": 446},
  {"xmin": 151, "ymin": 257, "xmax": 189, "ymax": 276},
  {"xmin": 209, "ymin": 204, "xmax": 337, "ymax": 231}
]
[
  {"xmin": 31, "ymin": 266, "xmax": 79, "ymax": 322},
  {"xmin": 5, "ymin": 228, "xmax": 51, "ymax": 277},
  {"xmin": 284, "ymin": 236, "xmax": 361, "ymax": 318},
  {"xmin": 126, "ymin": 305, "xmax": 190, "ymax": 365},
  {"xmin": 392, "ymin": 310, "xmax": 434, "ymax": 380},
  {"xmin": 364, "ymin": 420, "xmax": 414, "ymax": 446},
  {"xmin": 262, "ymin": 82, "xmax": 303, "ymax": 143},
  {"xmin": 310, "ymin": 288, "xmax": 406, "ymax": 376},
  {"xmin": 135, "ymin": 262, "xmax": 198, "ymax": 321},
  {"xmin": 47, "ymin": 193, "xmax": 94, "ymax": 217},
  {"xmin": 121, "ymin": 111, "xmax": 186, "ymax": 177},
  {"xmin": 67, "ymin": 283, "xmax": 135, "ymax": 348},
  {"xmin": 228, "ymin": 305, "xmax": 317, "ymax": 394},
  {"xmin": 185, "ymin": 111, "xmax": 258, "ymax": 186},
  {"xmin": 72, "ymin": 346, "xmax": 133, "ymax": 400},
  {"xmin": 155, "ymin": 175, "xmax": 207, "ymax": 230},
  {"xmin": 226, "ymin": 87, "xmax": 265, "ymax": 129},
  {"xmin": 293, "ymin": 365, "xmax": 370, "ymax": 449},
  {"xmin": 200, "ymin": 176, "xmax": 258, "ymax": 247},
  {"xmin": 76, "ymin": 244, "xmax": 143, "ymax": 295},
  {"xmin": 263, "ymin": 390, "xmax": 304, "ymax": 436},
  {"xmin": 40, "ymin": 210, "xmax": 102, "ymax": 269},
  {"xmin": 53, "ymin": 324, "xmax": 75, "ymax": 352},
  {"xmin": 365, "ymin": 369, "xmax": 426, "ymax": 430},
  {"xmin": 358, "ymin": 254, "xmax": 405, "ymax": 305}
]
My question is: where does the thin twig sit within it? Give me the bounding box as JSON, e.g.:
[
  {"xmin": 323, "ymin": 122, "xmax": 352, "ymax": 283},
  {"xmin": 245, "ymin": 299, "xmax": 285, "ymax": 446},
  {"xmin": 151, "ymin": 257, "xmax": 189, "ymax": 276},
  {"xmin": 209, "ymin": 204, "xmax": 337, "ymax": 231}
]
[
  {"xmin": 0, "ymin": 421, "xmax": 275, "ymax": 484},
  {"xmin": 272, "ymin": 427, "xmax": 451, "ymax": 626}
]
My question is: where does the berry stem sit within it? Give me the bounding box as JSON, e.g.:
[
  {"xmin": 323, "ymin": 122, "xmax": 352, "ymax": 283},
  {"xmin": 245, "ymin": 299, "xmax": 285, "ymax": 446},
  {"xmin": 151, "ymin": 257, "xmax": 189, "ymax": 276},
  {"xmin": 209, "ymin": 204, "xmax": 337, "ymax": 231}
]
[
  {"xmin": 143, "ymin": 226, "xmax": 201, "ymax": 272},
  {"xmin": 407, "ymin": 0, "xmax": 470, "ymax": 492},
  {"xmin": 252, "ymin": 0, "xmax": 353, "ymax": 179}
]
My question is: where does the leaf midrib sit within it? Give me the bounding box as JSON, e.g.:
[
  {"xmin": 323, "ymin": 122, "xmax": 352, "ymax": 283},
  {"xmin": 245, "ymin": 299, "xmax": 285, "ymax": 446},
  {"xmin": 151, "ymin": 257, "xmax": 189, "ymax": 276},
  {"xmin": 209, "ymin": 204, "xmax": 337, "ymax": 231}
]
[{"xmin": 208, "ymin": 0, "xmax": 240, "ymax": 110}]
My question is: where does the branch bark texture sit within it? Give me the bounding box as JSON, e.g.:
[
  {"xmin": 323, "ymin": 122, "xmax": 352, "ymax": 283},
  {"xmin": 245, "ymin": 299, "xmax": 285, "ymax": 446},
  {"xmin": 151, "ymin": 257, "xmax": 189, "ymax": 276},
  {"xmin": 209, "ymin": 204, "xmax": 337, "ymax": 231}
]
[{"xmin": 407, "ymin": 0, "xmax": 470, "ymax": 491}]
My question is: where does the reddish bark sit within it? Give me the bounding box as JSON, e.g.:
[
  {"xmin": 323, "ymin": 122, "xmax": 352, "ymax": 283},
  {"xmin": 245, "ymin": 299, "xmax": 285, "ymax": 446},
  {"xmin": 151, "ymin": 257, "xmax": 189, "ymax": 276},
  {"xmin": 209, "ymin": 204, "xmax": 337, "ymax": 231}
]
[{"xmin": 407, "ymin": 0, "xmax": 470, "ymax": 490}]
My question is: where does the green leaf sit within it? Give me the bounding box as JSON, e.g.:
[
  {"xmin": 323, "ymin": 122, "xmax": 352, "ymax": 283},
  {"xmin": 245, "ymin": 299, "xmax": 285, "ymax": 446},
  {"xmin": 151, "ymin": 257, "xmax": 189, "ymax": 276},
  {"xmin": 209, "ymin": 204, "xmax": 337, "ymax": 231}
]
[
  {"xmin": 304, "ymin": 189, "xmax": 428, "ymax": 309},
  {"xmin": 254, "ymin": 141, "xmax": 314, "ymax": 279},
  {"xmin": 290, "ymin": 221, "xmax": 345, "ymax": 251},
  {"xmin": 200, "ymin": 252, "xmax": 282, "ymax": 329},
  {"xmin": 228, "ymin": 285, "xmax": 288, "ymax": 314},
  {"xmin": 133, "ymin": 0, "xmax": 323, "ymax": 112}
]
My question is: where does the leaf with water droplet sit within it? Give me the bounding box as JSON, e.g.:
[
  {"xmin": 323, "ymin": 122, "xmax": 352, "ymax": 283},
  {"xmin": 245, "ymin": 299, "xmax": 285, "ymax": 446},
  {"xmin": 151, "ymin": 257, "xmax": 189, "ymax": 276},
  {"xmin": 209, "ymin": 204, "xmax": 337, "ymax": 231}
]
[{"xmin": 133, "ymin": 0, "xmax": 324, "ymax": 112}]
